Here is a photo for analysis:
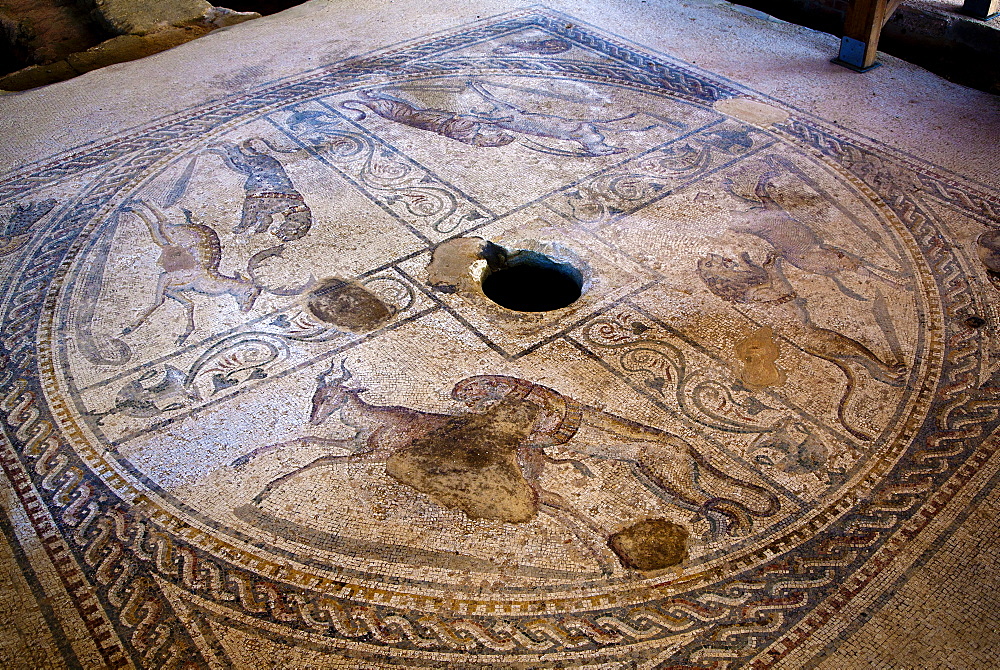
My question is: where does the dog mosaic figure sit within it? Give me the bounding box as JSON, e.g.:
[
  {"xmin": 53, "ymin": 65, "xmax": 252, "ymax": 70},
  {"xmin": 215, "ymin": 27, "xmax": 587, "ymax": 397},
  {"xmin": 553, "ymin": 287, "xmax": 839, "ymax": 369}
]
[
  {"xmin": 697, "ymin": 252, "xmax": 906, "ymax": 441},
  {"xmin": 731, "ymin": 174, "xmax": 908, "ymax": 298}
]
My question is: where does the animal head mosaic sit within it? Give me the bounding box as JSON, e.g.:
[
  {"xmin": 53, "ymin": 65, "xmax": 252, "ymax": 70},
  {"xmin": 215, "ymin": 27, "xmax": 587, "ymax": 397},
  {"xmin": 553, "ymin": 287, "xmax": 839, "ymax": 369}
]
[{"xmin": 2, "ymin": 8, "xmax": 1000, "ymax": 668}]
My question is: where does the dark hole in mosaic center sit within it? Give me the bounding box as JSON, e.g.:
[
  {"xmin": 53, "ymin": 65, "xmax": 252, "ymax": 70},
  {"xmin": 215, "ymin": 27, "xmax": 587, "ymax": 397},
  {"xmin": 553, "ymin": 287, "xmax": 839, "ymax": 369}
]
[{"xmin": 481, "ymin": 250, "xmax": 583, "ymax": 312}]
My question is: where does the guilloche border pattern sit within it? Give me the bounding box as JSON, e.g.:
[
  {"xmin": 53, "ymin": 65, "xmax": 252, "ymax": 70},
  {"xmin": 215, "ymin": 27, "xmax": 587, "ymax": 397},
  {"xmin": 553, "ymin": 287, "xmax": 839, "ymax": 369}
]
[{"xmin": 1, "ymin": 8, "xmax": 999, "ymax": 668}]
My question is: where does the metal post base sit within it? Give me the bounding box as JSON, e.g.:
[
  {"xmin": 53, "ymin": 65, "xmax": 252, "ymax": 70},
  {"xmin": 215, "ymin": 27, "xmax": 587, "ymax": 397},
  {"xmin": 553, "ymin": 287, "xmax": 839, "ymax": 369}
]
[
  {"xmin": 831, "ymin": 57, "xmax": 883, "ymax": 72},
  {"xmin": 833, "ymin": 36, "xmax": 882, "ymax": 72}
]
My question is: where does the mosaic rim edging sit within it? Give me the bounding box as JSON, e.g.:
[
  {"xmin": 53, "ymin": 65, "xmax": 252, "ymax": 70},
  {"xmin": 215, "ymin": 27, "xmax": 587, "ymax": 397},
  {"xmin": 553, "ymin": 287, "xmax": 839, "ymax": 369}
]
[{"xmin": 2, "ymin": 8, "xmax": 999, "ymax": 668}]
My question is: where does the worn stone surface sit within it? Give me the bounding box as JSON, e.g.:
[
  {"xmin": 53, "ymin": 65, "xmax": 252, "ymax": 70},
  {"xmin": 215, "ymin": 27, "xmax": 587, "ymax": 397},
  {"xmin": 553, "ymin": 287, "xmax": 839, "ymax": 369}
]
[
  {"xmin": 426, "ymin": 236, "xmax": 494, "ymax": 292},
  {"xmin": 607, "ymin": 518, "xmax": 689, "ymax": 570},
  {"xmin": 93, "ymin": 0, "xmax": 211, "ymax": 35},
  {"xmin": 0, "ymin": 1, "xmax": 259, "ymax": 91},
  {"xmin": 387, "ymin": 399, "xmax": 541, "ymax": 522},
  {"xmin": 0, "ymin": 1, "xmax": 999, "ymax": 668}
]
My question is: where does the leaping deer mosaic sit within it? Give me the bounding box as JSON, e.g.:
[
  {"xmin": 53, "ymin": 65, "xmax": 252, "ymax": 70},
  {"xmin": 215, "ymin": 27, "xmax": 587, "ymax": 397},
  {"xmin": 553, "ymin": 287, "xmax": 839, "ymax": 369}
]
[{"xmin": 234, "ymin": 359, "xmax": 780, "ymax": 570}]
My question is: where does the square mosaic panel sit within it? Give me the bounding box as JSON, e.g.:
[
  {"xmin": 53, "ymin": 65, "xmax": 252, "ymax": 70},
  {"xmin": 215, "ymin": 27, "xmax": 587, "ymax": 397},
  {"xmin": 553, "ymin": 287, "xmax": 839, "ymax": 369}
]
[{"xmin": 2, "ymin": 7, "xmax": 1000, "ymax": 668}]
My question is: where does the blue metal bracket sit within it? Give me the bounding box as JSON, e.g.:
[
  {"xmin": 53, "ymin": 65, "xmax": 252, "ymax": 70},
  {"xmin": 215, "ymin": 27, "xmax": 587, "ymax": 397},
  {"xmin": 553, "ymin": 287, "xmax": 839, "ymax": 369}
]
[{"xmin": 832, "ymin": 36, "xmax": 882, "ymax": 72}]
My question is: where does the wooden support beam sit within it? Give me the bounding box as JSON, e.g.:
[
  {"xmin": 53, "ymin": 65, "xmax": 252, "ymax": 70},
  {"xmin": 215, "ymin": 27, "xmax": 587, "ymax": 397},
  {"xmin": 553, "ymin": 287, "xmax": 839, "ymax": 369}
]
[
  {"xmin": 834, "ymin": 0, "xmax": 895, "ymax": 71},
  {"xmin": 962, "ymin": 0, "xmax": 1000, "ymax": 19}
]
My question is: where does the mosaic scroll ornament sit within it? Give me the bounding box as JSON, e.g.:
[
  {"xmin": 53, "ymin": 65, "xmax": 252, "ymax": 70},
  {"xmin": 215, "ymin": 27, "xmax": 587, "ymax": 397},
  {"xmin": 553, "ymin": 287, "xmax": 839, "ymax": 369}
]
[{"xmin": 0, "ymin": 9, "xmax": 997, "ymax": 669}]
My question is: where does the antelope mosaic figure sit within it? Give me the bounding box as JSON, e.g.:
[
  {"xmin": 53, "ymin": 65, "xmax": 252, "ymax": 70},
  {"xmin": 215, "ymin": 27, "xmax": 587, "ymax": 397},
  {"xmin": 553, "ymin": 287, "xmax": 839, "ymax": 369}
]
[
  {"xmin": 234, "ymin": 360, "xmax": 619, "ymax": 569},
  {"xmin": 234, "ymin": 360, "xmax": 455, "ymax": 476},
  {"xmin": 123, "ymin": 201, "xmax": 261, "ymax": 345}
]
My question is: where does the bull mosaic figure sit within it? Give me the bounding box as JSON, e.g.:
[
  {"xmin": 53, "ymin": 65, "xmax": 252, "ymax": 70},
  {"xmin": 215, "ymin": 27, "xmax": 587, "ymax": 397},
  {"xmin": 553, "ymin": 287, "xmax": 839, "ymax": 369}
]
[{"xmin": 233, "ymin": 360, "xmax": 780, "ymax": 572}]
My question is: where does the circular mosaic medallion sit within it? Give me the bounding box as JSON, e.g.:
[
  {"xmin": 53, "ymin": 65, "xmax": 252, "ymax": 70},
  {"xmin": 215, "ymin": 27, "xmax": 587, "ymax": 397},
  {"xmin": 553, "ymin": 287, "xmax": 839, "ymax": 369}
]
[{"xmin": 3, "ymin": 11, "xmax": 998, "ymax": 668}]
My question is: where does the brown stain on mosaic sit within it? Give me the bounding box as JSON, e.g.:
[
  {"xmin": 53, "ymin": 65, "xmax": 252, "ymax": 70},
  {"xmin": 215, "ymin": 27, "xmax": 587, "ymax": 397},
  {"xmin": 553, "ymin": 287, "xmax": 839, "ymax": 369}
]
[
  {"xmin": 307, "ymin": 277, "xmax": 393, "ymax": 332},
  {"xmin": 386, "ymin": 398, "xmax": 541, "ymax": 523},
  {"xmin": 158, "ymin": 245, "xmax": 199, "ymax": 272},
  {"xmin": 608, "ymin": 518, "xmax": 689, "ymax": 570},
  {"xmin": 735, "ymin": 326, "xmax": 785, "ymax": 390}
]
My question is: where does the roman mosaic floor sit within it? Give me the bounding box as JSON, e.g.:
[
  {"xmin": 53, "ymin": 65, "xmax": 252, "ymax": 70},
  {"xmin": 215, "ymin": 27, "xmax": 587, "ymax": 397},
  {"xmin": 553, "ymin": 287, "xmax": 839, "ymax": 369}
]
[{"xmin": 2, "ymin": 1, "xmax": 999, "ymax": 667}]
